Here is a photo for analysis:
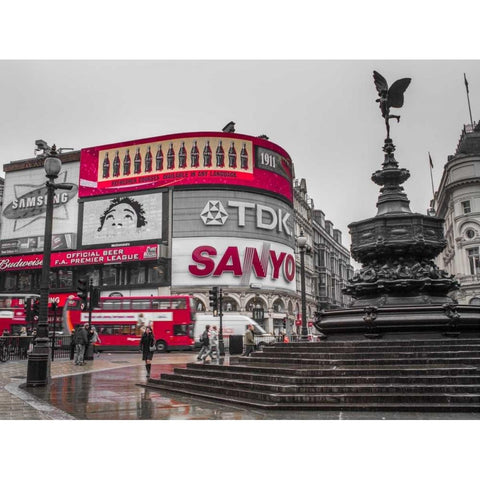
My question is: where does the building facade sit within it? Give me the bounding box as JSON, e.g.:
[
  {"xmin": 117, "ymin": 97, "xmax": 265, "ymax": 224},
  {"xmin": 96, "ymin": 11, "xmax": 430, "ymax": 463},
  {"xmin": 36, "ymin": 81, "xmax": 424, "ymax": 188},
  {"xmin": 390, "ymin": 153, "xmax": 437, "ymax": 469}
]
[
  {"xmin": 0, "ymin": 131, "xmax": 353, "ymax": 335},
  {"xmin": 433, "ymin": 122, "xmax": 480, "ymax": 304}
]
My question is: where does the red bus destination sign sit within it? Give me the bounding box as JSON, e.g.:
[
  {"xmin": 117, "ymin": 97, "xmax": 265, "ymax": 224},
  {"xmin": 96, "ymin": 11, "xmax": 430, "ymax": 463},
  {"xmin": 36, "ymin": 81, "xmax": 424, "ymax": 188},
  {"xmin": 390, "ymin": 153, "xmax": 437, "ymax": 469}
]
[
  {"xmin": 79, "ymin": 132, "xmax": 293, "ymax": 203},
  {"xmin": 0, "ymin": 244, "xmax": 159, "ymax": 271}
]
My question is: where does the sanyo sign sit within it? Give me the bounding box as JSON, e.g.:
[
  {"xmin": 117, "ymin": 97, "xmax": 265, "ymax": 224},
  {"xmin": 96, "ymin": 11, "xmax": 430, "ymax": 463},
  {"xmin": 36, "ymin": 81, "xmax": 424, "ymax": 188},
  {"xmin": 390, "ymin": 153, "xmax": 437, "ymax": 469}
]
[
  {"xmin": 172, "ymin": 237, "xmax": 297, "ymax": 292},
  {"xmin": 200, "ymin": 200, "xmax": 292, "ymax": 237}
]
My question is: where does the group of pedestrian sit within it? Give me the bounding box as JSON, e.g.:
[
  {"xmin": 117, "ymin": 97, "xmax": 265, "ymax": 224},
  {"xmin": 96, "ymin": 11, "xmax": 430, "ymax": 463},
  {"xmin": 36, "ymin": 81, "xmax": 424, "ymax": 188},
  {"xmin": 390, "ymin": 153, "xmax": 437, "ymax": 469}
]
[
  {"xmin": 196, "ymin": 324, "xmax": 220, "ymax": 363},
  {"xmin": 71, "ymin": 324, "xmax": 100, "ymax": 365}
]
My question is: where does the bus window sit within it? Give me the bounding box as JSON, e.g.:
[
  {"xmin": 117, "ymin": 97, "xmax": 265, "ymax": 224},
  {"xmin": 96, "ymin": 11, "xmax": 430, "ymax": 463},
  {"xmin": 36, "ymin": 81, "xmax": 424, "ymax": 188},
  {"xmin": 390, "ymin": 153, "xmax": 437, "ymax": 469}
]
[
  {"xmin": 102, "ymin": 300, "xmax": 122, "ymax": 310},
  {"xmin": 174, "ymin": 325, "xmax": 188, "ymax": 336},
  {"xmin": 175, "ymin": 300, "xmax": 186, "ymax": 309},
  {"xmin": 131, "ymin": 300, "xmax": 151, "ymax": 310},
  {"xmin": 121, "ymin": 325, "xmax": 131, "ymax": 335}
]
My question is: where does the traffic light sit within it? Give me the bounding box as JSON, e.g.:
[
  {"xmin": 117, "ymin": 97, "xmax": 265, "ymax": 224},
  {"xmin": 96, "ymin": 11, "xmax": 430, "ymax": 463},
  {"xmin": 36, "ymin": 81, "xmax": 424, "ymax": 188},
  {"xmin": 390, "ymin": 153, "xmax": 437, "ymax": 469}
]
[
  {"xmin": 209, "ymin": 287, "xmax": 218, "ymax": 313},
  {"xmin": 77, "ymin": 276, "xmax": 89, "ymax": 304},
  {"xmin": 32, "ymin": 299, "xmax": 40, "ymax": 322},
  {"xmin": 90, "ymin": 287, "xmax": 100, "ymax": 309},
  {"xmin": 24, "ymin": 298, "xmax": 31, "ymax": 319},
  {"xmin": 283, "ymin": 318, "xmax": 287, "ymax": 329}
]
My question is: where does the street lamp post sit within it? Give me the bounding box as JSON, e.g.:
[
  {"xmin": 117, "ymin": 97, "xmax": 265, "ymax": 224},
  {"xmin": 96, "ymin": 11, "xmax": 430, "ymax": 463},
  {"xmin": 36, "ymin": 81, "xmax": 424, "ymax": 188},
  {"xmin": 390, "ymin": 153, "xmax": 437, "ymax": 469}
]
[
  {"xmin": 297, "ymin": 231, "xmax": 308, "ymax": 341},
  {"xmin": 27, "ymin": 145, "xmax": 65, "ymax": 386}
]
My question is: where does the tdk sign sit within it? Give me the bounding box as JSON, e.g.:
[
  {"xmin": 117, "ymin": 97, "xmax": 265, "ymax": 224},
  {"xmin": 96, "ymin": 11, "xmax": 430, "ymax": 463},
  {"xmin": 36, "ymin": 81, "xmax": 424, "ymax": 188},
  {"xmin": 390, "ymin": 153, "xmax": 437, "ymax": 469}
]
[{"xmin": 200, "ymin": 200, "xmax": 292, "ymax": 237}]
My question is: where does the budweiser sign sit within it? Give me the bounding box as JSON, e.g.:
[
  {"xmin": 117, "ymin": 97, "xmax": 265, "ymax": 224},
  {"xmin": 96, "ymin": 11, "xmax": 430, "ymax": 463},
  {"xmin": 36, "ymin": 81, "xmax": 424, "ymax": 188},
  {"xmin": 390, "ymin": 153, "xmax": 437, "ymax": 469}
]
[{"xmin": 0, "ymin": 255, "xmax": 43, "ymax": 270}]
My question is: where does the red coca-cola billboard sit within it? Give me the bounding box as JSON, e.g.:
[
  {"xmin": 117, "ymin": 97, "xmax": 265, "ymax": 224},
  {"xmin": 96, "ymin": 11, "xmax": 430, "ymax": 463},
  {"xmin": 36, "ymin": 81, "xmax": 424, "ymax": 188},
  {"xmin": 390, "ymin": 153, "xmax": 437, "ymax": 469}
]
[
  {"xmin": 78, "ymin": 132, "xmax": 293, "ymax": 202},
  {"xmin": 0, "ymin": 244, "xmax": 160, "ymax": 271}
]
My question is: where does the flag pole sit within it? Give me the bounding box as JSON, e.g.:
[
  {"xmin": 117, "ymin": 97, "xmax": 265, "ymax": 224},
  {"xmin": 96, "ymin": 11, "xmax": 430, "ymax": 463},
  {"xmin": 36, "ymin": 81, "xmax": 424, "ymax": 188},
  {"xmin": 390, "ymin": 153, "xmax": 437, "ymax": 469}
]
[
  {"xmin": 464, "ymin": 73, "xmax": 474, "ymax": 127},
  {"xmin": 428, "ymin": 152, "xmax": 435, "ymax": 199}
]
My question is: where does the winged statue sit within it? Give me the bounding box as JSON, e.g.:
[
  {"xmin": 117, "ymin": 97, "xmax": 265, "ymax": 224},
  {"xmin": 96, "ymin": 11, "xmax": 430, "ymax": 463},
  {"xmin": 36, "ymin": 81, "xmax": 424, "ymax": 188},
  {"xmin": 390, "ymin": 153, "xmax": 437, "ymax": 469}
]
[{"xmin": 373, "ymin": 71, "xmax": 411, "ymax": 139}]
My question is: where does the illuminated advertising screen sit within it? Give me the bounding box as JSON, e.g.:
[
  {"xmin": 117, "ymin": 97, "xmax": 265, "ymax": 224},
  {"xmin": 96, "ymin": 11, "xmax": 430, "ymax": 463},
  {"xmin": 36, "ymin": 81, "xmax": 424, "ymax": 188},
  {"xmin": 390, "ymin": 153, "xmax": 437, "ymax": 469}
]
[
  {"xmin": 79, "ymin": 132, "xmax": 293, "ymax": 202},
  {"xmin": 80, "ymin": 191, "xmax": 166, "ymax": 247},
  {"xmin": 0, "ymin": 163, "xmax": 79, "ymax": 254},
  {"xmin": 172, "ymin": 237, "xmax": 296, "ymax": 293},
  {"xmin": 172, "ymin": 190, "xmax": 294, "ymax": 249}
]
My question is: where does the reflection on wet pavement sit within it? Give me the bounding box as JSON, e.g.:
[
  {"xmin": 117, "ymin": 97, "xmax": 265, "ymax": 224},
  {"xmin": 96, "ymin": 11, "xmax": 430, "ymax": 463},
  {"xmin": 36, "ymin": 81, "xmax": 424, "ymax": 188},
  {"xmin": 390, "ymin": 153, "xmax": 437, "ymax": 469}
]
[{"xmin": 25, "ymin": 360, "xmax": 480, "ymax": 420}]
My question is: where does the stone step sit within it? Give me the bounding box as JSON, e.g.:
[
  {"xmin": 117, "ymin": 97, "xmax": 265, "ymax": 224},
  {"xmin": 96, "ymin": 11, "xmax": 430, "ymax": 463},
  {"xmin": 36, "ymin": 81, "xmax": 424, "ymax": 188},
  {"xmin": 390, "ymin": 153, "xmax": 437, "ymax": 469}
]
[
  {"xmin": 262, "ymin": 345, "xmax": 480, "ymax": 354},
  {"xmin": 239, "ymin": 355, "xmax": 480, "ymax": 366},
  {"xmin": 153, "ymin": 377, "xmax": 480, "ymax": 404},
  {"xmin": 252, "ymin": 350, "xmax": 480, "ymax": 359},
  {"xmin": 274, "ymin": 339, "xmax": 480, "ymax": 348},
  {"xmin": 175, "ymin": 367, "xmax": 480, "ymax": 385},
  {"xmin": 147, "ymin": 381, "xmax": 480, "ymax": 412},
  {"xmin": 161, "ymin": 372, "xmax": 480, "ymax": 394},
  {"xmin": 187, "ymin": 362, "xmax": 480, "ymax": 377}
]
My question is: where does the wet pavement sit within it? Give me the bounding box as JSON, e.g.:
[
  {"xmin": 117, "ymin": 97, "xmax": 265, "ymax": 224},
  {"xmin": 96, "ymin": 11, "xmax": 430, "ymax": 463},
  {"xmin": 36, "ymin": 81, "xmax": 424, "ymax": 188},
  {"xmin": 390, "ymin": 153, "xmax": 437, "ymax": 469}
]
[{"xmin": 2, "ymin": 352, "xmax": 480, "ymax": 420}]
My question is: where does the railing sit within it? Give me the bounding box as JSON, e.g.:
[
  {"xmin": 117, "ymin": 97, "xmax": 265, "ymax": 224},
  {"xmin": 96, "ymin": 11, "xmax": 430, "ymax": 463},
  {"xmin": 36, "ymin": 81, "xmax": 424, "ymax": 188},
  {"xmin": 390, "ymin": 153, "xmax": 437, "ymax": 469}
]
[{"xmin": 0, "ymin": 335, "xmax": 72, "ymax": 362}]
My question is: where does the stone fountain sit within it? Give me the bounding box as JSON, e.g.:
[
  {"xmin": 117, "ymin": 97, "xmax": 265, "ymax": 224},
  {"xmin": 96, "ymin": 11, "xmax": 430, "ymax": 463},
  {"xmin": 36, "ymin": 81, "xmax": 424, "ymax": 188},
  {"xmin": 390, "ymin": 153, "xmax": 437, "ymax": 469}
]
[{"xmin": 315, "ymin": 71, "xmax": 480, "ymax": 339}]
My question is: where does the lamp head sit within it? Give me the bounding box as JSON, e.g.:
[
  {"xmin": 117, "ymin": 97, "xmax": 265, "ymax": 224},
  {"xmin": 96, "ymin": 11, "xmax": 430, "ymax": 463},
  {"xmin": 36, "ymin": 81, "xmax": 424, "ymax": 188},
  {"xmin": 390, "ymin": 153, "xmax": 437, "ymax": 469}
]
[
  {"xmin": 297, "ymin": 231, "xmax": 307, "ymax": 249},
  {"xmin": 44, "ymin": 144, "xmax": 62, "ymax": 179}
]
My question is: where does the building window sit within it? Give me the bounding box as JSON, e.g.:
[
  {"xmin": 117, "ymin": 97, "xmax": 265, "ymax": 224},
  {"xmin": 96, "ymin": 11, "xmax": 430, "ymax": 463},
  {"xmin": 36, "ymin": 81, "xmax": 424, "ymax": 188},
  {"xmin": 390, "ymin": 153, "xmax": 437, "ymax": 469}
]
[
  {"xmin": 129, "ymin": 265, "xmax": 146, "ymax": 285},
  {"xmin": 469, "ymin": 297, "xmax": 480, "ymax": 305},
  {"xmin": 465, "ymin": 228, "xmax": 476, "ymax": 240},
  {"xmin": 461, "ymin": 200, "xmax": 472, "ymax": 214},
  {"xmin": 147, "ymin": 264, "xmax": 166, "ymax": 283},
  {"xmin": 467, "ymin": 247, "xmax": 480, "ymax": 275},
  {"xmin": 273, "ymin": 299, "xmax": 285, "ymax": 313},
  {"xmin": 221, "ymin": 297, "xmax": 238, "ymax": 312},
  {"xmin": 195, "ymin": 299, "xmax": 205, "ymax": 312}
]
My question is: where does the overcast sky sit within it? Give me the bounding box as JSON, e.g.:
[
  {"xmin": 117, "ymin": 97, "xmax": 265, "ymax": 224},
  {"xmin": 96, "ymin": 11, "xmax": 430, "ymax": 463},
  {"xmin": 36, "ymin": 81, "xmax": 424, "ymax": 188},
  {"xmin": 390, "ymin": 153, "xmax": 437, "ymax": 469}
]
[{"xmin": 1, "ymin": 59, "xmax": 479, "ymax": 255}]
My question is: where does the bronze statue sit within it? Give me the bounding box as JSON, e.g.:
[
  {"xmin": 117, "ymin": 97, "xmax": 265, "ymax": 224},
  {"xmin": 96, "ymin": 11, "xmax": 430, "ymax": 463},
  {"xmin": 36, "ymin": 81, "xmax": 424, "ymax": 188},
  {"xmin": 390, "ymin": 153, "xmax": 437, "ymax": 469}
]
[{"xmin": 373, "ymin": 71, "xmax": 411, "ymax": 139}]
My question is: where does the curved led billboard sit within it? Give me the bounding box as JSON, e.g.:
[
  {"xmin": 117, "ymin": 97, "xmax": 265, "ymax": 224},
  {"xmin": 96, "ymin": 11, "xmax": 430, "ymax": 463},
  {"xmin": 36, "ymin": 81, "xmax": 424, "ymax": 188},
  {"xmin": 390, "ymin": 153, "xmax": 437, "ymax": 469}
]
[{"xmin": 78, "ymin": 132, "xmax": 293, "ymax": 202}]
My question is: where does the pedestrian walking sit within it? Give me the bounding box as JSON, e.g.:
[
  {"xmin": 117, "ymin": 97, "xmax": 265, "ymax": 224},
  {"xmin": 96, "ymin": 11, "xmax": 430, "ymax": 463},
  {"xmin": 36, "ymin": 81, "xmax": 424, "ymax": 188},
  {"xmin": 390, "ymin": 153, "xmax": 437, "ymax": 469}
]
[
  {"xmin": 140, "ymin": 326, "xmax": 155, "ymax": 379},
  {"xmin": 207, "ymin": 325, "xmax": 220, "ymax": 363},
  {"xmin": 196, "ymin": 324, "xmax": 210, "ymax": 361},
  {"xmin": 89, "ymin": 325, "xmax": 101, "ymax": 356},
  {"xmin": 73, "ymin": 324, "xmax": 88, "ymax": 365},
  {"xmin": 243, "ymin": 324, "xmax": 255, "ymax": 357}
]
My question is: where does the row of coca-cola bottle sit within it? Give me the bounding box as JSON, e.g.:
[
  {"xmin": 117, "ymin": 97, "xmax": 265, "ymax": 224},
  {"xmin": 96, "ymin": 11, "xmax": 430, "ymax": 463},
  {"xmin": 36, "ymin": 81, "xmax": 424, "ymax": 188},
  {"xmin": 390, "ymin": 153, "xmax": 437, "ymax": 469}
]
[{"xmin": 102, "ymin": 140, "xmax": 249, "ymax": 179}]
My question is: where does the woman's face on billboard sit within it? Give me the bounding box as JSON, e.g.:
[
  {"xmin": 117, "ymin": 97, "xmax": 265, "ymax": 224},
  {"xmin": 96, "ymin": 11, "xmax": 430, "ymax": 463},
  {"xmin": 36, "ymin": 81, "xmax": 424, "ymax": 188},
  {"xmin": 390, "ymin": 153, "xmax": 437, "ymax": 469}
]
[{"xmin": 103, "ymin": 202, "xmax": 138, "ymax": 230}]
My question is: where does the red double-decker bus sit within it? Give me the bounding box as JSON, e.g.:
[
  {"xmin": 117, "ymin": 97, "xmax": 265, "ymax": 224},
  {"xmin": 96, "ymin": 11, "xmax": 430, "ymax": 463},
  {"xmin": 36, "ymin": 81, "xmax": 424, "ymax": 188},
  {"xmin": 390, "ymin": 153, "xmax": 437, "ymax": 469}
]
[
  {"xmin": 62, "ymin": 295, "xmax": 196, "ymax": 352},
  {"xmin": 0, "ymin": 293, "xmax": 40, "ymax": 335}
]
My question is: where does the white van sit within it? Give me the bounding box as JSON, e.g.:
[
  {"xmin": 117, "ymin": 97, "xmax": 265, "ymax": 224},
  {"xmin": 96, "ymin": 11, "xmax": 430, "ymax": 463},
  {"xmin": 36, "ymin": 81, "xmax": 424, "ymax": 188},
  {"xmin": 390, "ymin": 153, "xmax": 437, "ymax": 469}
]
[{"xmin": 194, "ymin": 314, "xmax": 275, "ymax": 349}]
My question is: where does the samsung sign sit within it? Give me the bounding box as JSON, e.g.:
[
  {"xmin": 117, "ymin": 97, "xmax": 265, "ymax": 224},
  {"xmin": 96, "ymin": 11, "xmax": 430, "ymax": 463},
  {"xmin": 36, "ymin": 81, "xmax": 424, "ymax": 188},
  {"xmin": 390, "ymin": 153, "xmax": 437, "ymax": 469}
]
[{"xmin": 173, "ymin": 190, "xmax": 294, "ymax": 247}]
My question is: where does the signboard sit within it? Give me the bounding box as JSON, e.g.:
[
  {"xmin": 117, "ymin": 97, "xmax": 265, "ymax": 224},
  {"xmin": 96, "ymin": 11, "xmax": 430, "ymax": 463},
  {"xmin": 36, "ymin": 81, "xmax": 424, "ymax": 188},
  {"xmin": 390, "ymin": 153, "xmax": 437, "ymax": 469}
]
[
  {"xmin": 0, "ymin": 163, "xmax": 80, "ymax": 253},
  {"xmin": 81, "ymin": 192, "xmax": 165, "ymax": 247},
  {"xmin": 79, "ymin": 132, "xmax": 293, "ymax": 202},
  {"xmin": 0, "ymin": 244, "xmax": 160, "ymax": 271},
  {"xmin": 172, "ymin": 190, "xmax": 294, "ymax": 248},
  {"xmin": 172, "ymin": 237, "xmax": 296, "ymax": 292}
]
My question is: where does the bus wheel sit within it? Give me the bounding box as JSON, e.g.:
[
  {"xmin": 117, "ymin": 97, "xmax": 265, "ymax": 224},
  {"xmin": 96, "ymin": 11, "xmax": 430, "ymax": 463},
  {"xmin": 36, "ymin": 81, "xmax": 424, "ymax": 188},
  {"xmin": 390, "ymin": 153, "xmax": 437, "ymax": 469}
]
[{"xmin": 156, "ymin": 341, "xmax": 168, "ymax": 353}]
